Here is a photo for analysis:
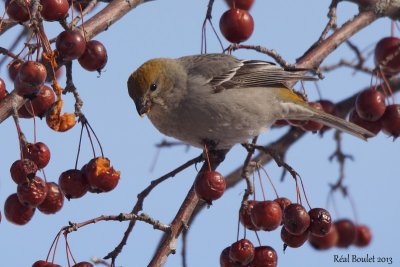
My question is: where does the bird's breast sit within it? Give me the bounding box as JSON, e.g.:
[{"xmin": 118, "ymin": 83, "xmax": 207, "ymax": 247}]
[{"xmin": 147, "ymin": 87, "xmax": 284, "ymax": 149}]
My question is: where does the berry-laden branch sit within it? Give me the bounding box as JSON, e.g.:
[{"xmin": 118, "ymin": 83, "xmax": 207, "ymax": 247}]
[
  {"xmin": 142, "ymin": 6, "xmax": 387, "ymax": 266},
  {"xmin": 0, "ymin": 0, "xmax": 154, "ymax": 124}
]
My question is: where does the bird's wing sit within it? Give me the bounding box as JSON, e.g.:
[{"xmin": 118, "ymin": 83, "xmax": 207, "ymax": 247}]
[
  {"xmin": 178, "ymin": 53, "xmax": 243, "ymax": 82},
  {"xmin": 212, "ymin": 59, "xmax": 317, "ymax": 90},
  {"xmin": 179, "ymin": 54, "xmax": 316, "ymax": 92}
]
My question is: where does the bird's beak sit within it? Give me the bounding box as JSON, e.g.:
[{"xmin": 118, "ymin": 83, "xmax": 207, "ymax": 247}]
[{"xmin": 135, "ymin": 97, "xmax": 151, "ymax": 117}]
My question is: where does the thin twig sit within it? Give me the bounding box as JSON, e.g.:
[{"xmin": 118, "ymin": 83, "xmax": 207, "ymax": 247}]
[
  {"xmin": 201, "ymin": 0, "xmax": 224, "ymax": 54},
  {"xmin": 329, "ymin": 130, "xmax": 353, "ymax": 195},
  {"xmin": 319, "ymin": 0, "xmax": 339, "ymax": 42},
  {"xmin": 226, "ymin": 44, "xmax": 295, "ymax": 69},
  {"xmin": 240, "ymin": 136, "xmax": 258, "ymax": 202},
  {"xmin": 104, "ymin": 154, "xmax": 203, "ymax": 264},
  {"xmin": 320, "ymin": 59, "xmax": 374, "ymax": 74},
  {"xmin": 242, "ymin": 143, "xmax": 299, "ymax": 180},
  {"xmin": 63, "ymin": 213, "xmax": 171, "ymax": 235},
  {"xmin": 70, "ymin": 0, "xmax": 99, "ymax": 28},
  {"xmin": 64, "ymin": 61, "xmax": 85, "ymax": 118}
]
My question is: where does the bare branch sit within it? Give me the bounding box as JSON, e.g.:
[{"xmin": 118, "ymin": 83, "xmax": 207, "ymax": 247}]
[
  {"xmin": 296, "ymin": 11, "xmax": 378, "ymax": 70},
  {"xmin": 226, "ymin": 44, "xmax": 294, "ymax": 69},
  {"xmin": 63, "ymin": 213, "xmax": 170, "ymax": 235},
  {"xmin": 104, "ymin": 155, "xmax": 203, "ymax": 263}
]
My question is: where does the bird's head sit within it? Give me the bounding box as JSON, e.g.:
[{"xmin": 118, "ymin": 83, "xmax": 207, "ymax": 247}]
[{"xmin": 127, "ymin": 58, "xmax": 186, "ymax": 117}]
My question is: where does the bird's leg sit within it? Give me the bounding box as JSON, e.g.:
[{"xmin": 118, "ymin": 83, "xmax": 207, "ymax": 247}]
[
  {"xmin": 202, "ymin": 140, "xmax": 228, "ymax": 171},
  {"xmin": 202, "ymin": 143, "xmax": 212, "ymax": 172}
]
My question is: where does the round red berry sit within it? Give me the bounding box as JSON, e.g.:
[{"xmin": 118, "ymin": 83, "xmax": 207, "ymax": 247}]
[
  {"xmin": 38, "ymin": 182, "xmax": 64, "ymax": 214},
  {"xmin": 17, "ymin": 176, "xmax": 48, "ymax": 207},
  {"xmin": 283, "ymin": 203, "xmax": 310, "ymax": 235},
  {"xmin": 380, "ymin": 104, "xmax": 400, "ymax": 137},
  {"xmin": 335, "ymin": 219, "xmax": 357, "ymax": 248},
  {"xmin": 56, "ymin": 30, "xmax": 86, "ymax": 61},
  {"xmin": 24, "ymin": 142, "xmax": 51, "ymax": 169},
  {"xmin": 355, "ymin": 89, "xmax": 386, "ymax": 121},
  {"xmin": 10, "ymin": 158, "xmax": 38, "ymax": 184},
  {"xmin": 5, "ymin": 0, "xmax": 30, "ymax": 22},
  {"xmin": 4, "ymin": 193, "xmax": 35, "ymax": 225},
  {"xmin": 354, "ymin": 224, "xmax": 372, "ymax": 247},
  {"xmin": 251, "ymin": 200, "xmax": 282, "ymax": 231},
  {"xmin": 194, "ymin": 170, "xmax": 226, "ymax": 203},
  {"xmin": 348, "ymin": 108, "xmax": 381, "ymax": 135},
  {"xmin": 281, "ymin": 226, "xmax": 309, "ymax": 248},
  {"xmin": 219, "ymin": 8, "xmax": 254, "ymax": 43},
  {"xmin": 78, "ymin": 40, "xmax": 108, "ymax": 71},
  {"xmin": 229, "ymin": 239, "xmax": 255, "ymax": 265},
  {"xmin": 250, "ymin": 246, "xmax": 277, "ymax": 267},
  {"xmin": 308, "ymin": 208, "xmax": 332, "ymax": 237},
  {"xmin": 19, "ymin": 85, "xmax": 56, "ymax": 119},
  {"xmin": 59, "ymin": 169, "xmax": 89, "ymax": 199},
  {"xmin": 308, "ymin": 224, "xmax": 338, "ymax": 250},
  {"xmin": 40, "ymin": 0, "xmax": 69, "ymax": 21},
  {"xmin": 374, "ymin": 37, "xmax": 400, "ymax": 75},
  {"xmin": 239, "ymin": 200, "xmax": 260, "ymax": 230}
]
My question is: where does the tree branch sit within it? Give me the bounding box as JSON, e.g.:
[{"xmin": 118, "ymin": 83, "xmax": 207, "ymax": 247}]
[
  {"xmin": 0, "ymin": 0, "xmax": 154, "ymax": 124},
  {"xmin": 296, "ymin": 11, "xmax": 379, "ymax": 69},
  {"xmin": 104, "ymin": 155, "xmax": 203, "ymax": 264},
  {"xmin": 148, "ymin": 149, "xmax": 228, "ymax": 267}
]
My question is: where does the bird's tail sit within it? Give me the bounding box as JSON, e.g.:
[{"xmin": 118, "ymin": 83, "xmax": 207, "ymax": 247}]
[
  {"xmin": 310, "ymin": 108, "xmax": 374, "ymax": 140},
  {"xmin": 282, "ymin": 101, "xmax": 374, "ymax": 141}
]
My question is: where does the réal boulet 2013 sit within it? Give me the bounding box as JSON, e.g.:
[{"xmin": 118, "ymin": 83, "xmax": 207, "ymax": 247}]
[{"xmin": 334, "ymin": 254, "xmax": 393, "ymax": 264}]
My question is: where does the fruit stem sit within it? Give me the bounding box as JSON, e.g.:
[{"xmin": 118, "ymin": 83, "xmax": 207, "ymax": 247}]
[{"xmin": 75, "ymin": 123, "xmax": 85, "ymax": 169}]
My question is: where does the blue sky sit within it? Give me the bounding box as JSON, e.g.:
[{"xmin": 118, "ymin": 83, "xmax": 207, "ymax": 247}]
[{"xmin": 0, "ymin": 0, "xmax": 399, "ymax": 266}]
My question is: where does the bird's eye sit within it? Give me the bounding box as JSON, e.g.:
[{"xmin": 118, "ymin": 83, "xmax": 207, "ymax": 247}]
[{"xmin": 150, "ymin": 83, "xmax": 157, "ymax": 91}]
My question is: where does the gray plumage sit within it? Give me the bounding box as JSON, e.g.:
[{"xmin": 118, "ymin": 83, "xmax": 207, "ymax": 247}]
[{"xmin": 128, "ymin": 54, "xmax": 374, "ymax": 149}]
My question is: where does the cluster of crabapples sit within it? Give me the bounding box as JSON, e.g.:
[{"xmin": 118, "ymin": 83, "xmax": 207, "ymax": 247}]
[
  {"xmin": 5, "ymin": 154, "xmax": 120, "ymax": 225},
  {"xmin": 346, "ymin": 36, "xmax": 400, "ymax": 138},
  {"xmin": 0, "ymin": 0, "xmax": 119, "ymax": 225},
  {"xmin": 223, "ymin": 203, "xmax": 371, "ymax": 266},
  {"xmin": 5, "ymin": 0, "xmax": 107, "ymax": 75},
  {"xmin": 220, "ymin": 0, "xmax": 255, "ymax": 44},
  {"xmin": 193, "ymin": 170, "xmax": 371, "ymax": 267}
]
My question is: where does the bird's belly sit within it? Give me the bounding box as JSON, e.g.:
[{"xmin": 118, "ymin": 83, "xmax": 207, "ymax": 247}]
[{"xmin": 148, "ymin": 88, "xmax": 281, "ymax": 149}]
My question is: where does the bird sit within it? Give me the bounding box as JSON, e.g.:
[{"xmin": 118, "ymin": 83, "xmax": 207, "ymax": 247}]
[{"xmin": 127, "ymin": 53, "xmax": 373, "ymax": 150}]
